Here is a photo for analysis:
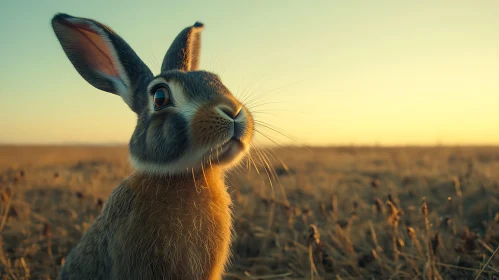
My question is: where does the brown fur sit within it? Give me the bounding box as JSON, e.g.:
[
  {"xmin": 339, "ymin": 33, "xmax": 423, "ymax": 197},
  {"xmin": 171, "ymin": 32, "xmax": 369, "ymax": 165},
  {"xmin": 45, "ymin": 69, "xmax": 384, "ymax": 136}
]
[
  {"xmin": 58, "ymin": 167, "xmax": 233, "ymax": 280},
  {"xmin": 52, "ymin": 14, "xmax": 252, "ymax": 279},
  {"xmin": 127, "ymin": 167, "xmax": 232, "ymax": 279}
]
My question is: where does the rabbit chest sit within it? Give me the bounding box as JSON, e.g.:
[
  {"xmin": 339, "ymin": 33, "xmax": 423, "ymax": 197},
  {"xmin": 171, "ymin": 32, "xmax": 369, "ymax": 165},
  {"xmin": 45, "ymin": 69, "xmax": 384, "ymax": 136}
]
[{"xmin": 117, "ymin": 170, "xmax": 233, "ymax": 279}]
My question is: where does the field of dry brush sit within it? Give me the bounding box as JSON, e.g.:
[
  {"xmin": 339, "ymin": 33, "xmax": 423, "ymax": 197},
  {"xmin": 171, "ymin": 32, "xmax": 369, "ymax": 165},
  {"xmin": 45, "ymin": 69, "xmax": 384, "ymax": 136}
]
[{"xmin": 0, "ymin": 145, "xmax": 498, "ymax": 279}]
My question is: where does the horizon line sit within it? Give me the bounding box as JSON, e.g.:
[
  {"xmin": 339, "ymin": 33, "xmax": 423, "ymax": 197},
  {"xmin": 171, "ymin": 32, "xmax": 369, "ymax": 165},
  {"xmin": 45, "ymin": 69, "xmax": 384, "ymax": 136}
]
[{"xmin": 1, "ymin": 142, "xmax": 498, "ymax": 148}]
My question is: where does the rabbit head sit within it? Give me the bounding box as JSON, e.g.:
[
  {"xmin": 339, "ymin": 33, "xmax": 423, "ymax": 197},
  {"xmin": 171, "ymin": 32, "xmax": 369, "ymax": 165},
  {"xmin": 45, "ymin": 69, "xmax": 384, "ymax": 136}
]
[{"xmin": 51, "ymin": 13, "xmax": 254, "ymax": 175}]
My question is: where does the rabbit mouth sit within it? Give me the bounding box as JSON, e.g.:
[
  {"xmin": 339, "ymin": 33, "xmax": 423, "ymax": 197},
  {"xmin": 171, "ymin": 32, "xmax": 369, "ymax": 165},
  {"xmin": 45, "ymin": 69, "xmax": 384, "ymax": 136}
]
[{"xmin": 208, "ymin": 137, "xmax": 244, "ymax": 163}]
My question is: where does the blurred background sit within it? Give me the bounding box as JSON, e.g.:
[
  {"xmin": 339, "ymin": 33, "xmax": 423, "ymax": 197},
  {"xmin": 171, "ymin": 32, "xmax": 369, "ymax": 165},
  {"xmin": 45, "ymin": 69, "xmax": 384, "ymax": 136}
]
[{"xmin": 1, "ymin": 0, "xmax": 498, "ymax": 146}]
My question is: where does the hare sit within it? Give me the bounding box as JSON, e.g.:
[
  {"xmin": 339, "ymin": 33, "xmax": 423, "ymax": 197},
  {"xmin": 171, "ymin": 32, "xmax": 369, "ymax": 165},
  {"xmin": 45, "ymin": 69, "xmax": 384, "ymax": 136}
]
[{"xmin": 51, "ymin": 13, "xmax": 254, "ymax": 280}]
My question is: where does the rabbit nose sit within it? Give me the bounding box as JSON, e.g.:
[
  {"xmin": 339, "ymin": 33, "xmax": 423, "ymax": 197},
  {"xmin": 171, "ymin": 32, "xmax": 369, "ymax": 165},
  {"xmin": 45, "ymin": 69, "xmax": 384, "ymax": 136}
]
[{"xmin": 217, "ymin": 105, "xmax": 241, "ymax": 120}]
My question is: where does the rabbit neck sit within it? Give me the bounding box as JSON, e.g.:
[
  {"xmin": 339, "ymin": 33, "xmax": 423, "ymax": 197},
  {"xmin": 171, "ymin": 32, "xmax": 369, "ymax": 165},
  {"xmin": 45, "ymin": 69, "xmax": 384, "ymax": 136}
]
[
  {"xmin": 124, "ymin": 166, "xmax": 233, "ymax": 278},
  {"xmin": 128, "ymin": 167, "xmax": 230, "ymax": 207}
]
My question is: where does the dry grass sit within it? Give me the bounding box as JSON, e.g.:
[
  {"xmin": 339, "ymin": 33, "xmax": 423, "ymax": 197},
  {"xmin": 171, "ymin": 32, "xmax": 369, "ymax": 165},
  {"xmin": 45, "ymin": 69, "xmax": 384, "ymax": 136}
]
[{"xmin": 1, "ymin": 145, "xmax": 499, "ymax": 279}]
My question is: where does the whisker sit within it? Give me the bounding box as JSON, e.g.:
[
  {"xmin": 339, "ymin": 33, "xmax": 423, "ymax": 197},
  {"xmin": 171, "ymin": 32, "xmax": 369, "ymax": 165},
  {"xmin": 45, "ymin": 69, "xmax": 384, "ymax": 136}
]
[
  {"xmin": 250, "ymin": 108, "xmax": 309, "ymax": 114},
  {"xmin": 250, "ymin": 112, "xmax": 298, "ymax": 125},
  {"xmin": 254, "ymin": 146, "xmax": 278, "ymax": 183},
  {"xmin": 246, "ymin": 152, "xmax": 252, "ymax": 173},
  {"xmin": 237, "ymin": 79, "xmax": 253, "ymax": 103},
  {"xmin": 219, "ymin": 65, "xmax": 229, "ymax": 79},
  {"xmin": 238, "ymin": 76, "xmax": 264, "ymax": 107},
  {"xmin": 261, "ymin": 152, "xmax": 287, "ymax": 206},
  {"xmin": 201, "ymin": 162, "xmax": 209, "ymax": 186},
  {"xmin": 243, "ymin": 79, "xmax": 305, "ymax": 107},
  {"xmin": 254, "ymin": 144, "xmax": 288, "ymax": 174},
  {"xmin": 240, "ymin": 74, "xmax": 267, "ymax": 105},
  {"xmin": 214, "ymin": 56, "xmax": 222, "ymax": 74},
  {"xmin": 248, "ymin": 144, "xmax": 263, "ymax": 178},
  {"xmin": 252, "ymin": 146, "xmax": 275, "ymax": 197},
  {"xmin": 209, "ymin": 54, "xmax": 214, "ymax": 73},
  {"xmin": 235, "ymin": 77, "xmax": 245, "ymax": 99},
  {"xmin": 147, "ymin": 50, "xmax": 161, "ymax": 74},
  {"xmin": 254, "ymin": 121, "xmax": 311, "ymax": 151},
  {"xmin": 254, "ymin": 128, "xmax": 289, "ymax": 150},
  {"xmin": 246, "ymin": 101, "xmax": 293, "ymax": 110}
]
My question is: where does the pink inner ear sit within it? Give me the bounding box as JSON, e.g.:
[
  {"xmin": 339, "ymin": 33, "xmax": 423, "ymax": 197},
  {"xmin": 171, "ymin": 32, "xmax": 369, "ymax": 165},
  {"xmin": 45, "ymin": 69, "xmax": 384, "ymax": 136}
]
[{"xmin": 64, "ymin": 21, "xmax": 120, "ymax": 78}]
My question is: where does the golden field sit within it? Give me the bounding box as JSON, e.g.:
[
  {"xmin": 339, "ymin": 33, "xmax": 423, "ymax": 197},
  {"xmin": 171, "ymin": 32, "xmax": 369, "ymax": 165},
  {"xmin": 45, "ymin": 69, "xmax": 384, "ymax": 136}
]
[{"xmin": 0, "ymin": 145, "xmax": 498, "ymax": 279}]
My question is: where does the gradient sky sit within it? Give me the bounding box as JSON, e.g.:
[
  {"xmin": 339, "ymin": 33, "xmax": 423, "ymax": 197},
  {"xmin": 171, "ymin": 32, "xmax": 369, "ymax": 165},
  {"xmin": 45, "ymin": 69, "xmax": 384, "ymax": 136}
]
[{"xmin": 1, "ymin": 1, "xmax": 498, "ymax": 146}]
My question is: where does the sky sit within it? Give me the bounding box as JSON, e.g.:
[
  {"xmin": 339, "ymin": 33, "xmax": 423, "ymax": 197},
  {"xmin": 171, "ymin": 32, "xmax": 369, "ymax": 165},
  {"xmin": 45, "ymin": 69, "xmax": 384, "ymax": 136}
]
[{"xmin": 1, "ymin": 0, "xmax": 498, "ymax": 146}]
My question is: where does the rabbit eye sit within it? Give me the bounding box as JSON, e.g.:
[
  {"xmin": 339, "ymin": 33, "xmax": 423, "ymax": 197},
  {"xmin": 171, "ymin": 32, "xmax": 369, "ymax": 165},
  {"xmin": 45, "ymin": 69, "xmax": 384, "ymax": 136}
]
[{"xmin": 153, "ymin": 86, "xmax": 170, "ymax": 110}]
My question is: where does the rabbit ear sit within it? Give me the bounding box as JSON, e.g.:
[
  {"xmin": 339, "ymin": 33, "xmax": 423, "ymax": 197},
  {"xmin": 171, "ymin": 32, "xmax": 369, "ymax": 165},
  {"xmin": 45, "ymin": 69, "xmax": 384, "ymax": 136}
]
[
  {"xmin": 51, "ymin": 13, "xmax": 152, "ymax": 113},
  {"xmin": 161, "ymin": 22, "xmax": 204, "ymax": 72}
]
